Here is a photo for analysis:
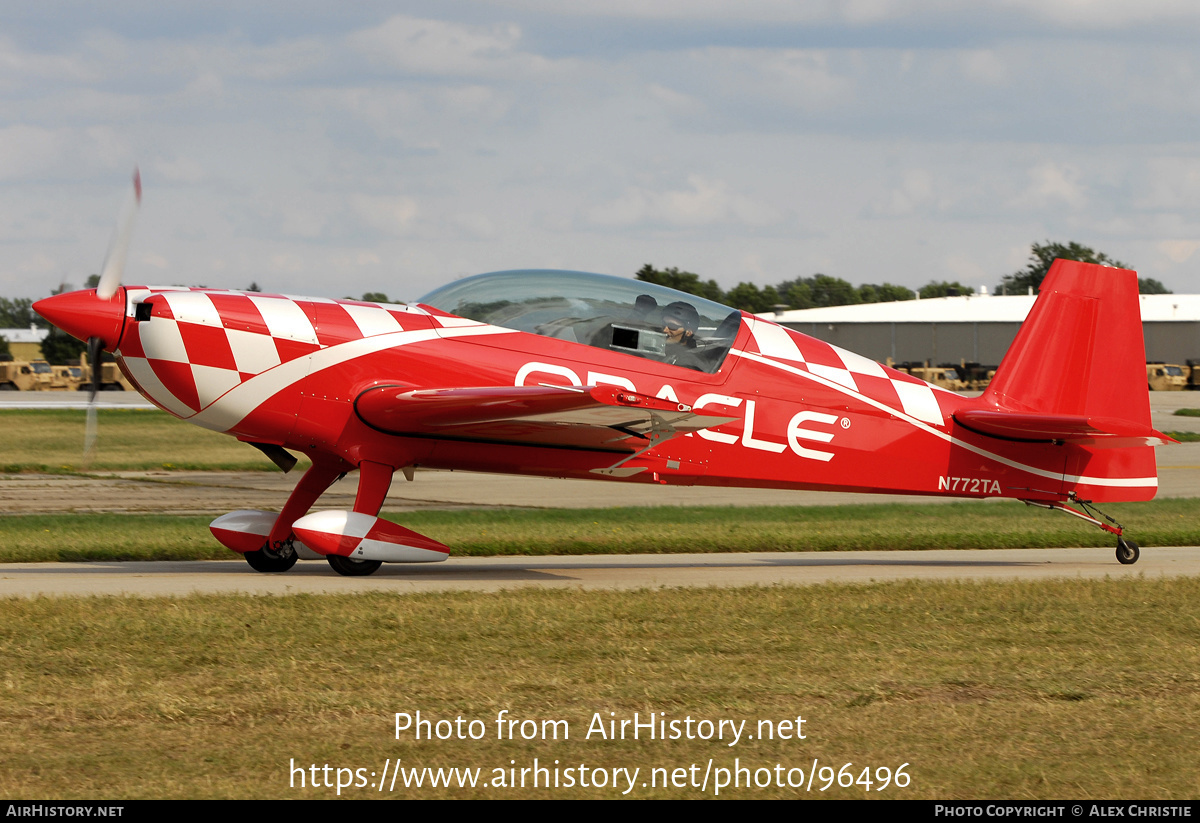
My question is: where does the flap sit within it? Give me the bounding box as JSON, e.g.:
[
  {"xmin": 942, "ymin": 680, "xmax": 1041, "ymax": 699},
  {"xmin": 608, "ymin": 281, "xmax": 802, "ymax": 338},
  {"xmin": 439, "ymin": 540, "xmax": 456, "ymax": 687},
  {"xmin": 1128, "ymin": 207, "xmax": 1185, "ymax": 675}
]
[{"xmin": 355, "ymin": 384, "xmax": 739, "ymax": 453}]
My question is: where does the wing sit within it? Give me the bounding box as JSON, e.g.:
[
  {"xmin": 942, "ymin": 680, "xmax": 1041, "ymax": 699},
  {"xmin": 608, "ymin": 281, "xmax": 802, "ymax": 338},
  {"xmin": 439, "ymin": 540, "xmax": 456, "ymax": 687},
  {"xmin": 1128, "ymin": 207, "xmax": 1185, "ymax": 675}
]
[{"xmin": 354, "ymin": 384, "xmax": 738, "ymax": 455}]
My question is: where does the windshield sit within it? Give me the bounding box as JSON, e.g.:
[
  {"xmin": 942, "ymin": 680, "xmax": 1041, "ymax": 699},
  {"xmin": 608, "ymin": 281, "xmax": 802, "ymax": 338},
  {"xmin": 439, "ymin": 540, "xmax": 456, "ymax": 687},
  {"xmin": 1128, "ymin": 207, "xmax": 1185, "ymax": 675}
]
[{"xmin": 419, "ymin": 270, "xmax": 742, "ymax": 374}]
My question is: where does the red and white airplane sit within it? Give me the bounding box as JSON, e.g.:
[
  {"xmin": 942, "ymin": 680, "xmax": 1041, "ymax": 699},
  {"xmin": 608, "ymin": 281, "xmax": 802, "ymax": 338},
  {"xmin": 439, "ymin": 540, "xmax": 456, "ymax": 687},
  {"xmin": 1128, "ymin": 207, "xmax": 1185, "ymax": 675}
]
[{"xmin": 34, "ymin": 186, "xmax": 1170, "ymax": 575}]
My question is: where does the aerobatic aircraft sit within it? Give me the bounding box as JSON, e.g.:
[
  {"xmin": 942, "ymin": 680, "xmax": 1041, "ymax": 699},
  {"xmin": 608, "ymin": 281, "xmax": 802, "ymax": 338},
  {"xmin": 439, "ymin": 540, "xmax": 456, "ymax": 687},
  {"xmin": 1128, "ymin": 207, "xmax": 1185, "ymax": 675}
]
[{"xmin": 34, "ymin": 177, "xmax": 1171, "ymax": 575}]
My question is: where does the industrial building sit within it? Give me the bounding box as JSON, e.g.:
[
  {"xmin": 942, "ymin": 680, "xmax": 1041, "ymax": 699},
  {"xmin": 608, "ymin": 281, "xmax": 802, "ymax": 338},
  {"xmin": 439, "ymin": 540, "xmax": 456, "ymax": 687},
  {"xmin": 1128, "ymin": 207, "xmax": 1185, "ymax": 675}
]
[
  {"xmin": 763, "ymin": 292, "xmax": 1200, "ymax": 368},
  {"xmin": 0, "ymin": 325, "xmax": 48, "ymax": 361}
]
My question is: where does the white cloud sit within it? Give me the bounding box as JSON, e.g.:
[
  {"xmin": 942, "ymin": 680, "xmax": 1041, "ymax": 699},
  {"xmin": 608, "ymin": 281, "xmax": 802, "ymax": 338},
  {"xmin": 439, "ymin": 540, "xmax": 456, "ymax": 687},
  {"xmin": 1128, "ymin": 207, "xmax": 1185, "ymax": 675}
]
[
  {"xmin": 1013, "ymin": 163, "xmax": 1088, "ymax": 210},
  {"xmin": 1158, "ymin": 239, "xmax": 1200, "ymax": 263},
  {"xmin": 347, "ymin": 15, "xmax": 543, "ymax": 78},
  {"xmin": 587, "ymin": 175, "xmax": 779, "ymax": 228},
  {"xmin": 350, "ymin": 194, "xmax": 419, "ymax": 236}
]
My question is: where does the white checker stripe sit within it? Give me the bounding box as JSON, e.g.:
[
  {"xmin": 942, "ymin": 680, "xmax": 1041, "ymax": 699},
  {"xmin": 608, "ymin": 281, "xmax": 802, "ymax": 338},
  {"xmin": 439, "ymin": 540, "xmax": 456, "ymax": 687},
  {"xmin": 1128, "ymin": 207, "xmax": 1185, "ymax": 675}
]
[
  {"xmin": 226, "ymin": 329, "xmax": 282, "ymax": 375},
  {"xmin": 248, "ymin": 295, "xmax": 319, "ymax": 344},
  {"xmin": 137, "ymin": 316, "xmax": 189, "ymax": 363},
  {"xmin": 121, "ymin": 356, "xmax": 195, "ymax": 418},
  {"xmin": 893, "ymin": 380, "xmax": 944, "ymax": 425},
  {"xmin": 806, "ymin": 363, "xmax": 859, "ymax": 391},
  {"xmin": 747, "ymin": 318, "xmax": 805, "ymax": 362},
  {"xmin": 162, "ymin": 292, "xmax": 223, "ymax": 327},
  {"xmin": 343, "ymin": 304, "xmax": 403, "ymax": 337},
  {"xmin": 192, "ymin": 364, "xmax": 242, "ymax": 408},
  {"xmin": 832, "ymin": 345, "xmax": 889, "ymax": 378}
]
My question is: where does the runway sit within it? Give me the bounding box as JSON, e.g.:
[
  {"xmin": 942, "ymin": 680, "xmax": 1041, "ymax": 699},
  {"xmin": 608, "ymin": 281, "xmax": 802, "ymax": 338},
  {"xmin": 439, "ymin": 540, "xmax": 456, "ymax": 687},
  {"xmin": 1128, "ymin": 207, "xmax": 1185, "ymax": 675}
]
[{"xmin": 1, "ymin": 547, "xmax": 1197, "ymax": 598}]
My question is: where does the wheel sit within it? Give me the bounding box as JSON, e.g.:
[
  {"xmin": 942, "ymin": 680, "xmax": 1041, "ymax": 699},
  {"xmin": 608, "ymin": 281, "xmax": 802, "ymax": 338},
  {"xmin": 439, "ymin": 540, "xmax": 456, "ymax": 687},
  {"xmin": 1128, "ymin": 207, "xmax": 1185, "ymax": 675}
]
[
  {"xmin": 327, "ymin": 554, "xmax": 383, "ymax": 576},
  {"xmin": 0, "ymin": 383, "xmax": 15, "ymax": 391},
  {"xmin": 244, "ymin": 543, "xmax": 298, "ymax": 573},
  {"xmin": 101, "ymin": 383, "xmax": 124, "ymax": 391},
  {"xmin": 1116, "ymin": 538, "xmax": 1140, "ymax": 565}
]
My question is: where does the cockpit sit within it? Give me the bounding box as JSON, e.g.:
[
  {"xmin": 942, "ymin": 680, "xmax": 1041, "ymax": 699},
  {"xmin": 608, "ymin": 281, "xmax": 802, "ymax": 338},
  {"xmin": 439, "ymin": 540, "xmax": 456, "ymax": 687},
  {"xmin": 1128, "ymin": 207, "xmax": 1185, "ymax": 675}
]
[{"xmin": 418, "ymin": 270, "xmax": 743, "ymax": 374}]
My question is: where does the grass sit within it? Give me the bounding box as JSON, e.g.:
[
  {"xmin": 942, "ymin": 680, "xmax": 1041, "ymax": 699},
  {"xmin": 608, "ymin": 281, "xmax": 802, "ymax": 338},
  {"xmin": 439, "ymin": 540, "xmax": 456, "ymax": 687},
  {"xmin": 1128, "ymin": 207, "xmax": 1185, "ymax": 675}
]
[
  {"xmin": 1173, "ymin": 408, "xmax": 1200, "ymax": 417},
  {"xmin": 0, "ymin": 409, "xmax": 306, "ymax": 472},
  {"xmin": 1, "ymin": 578, "xmax": 1198, "ymax": 799},
  {"xmin": 2, "ymin": 498, "xmax": 1199, "ymax": 562}
]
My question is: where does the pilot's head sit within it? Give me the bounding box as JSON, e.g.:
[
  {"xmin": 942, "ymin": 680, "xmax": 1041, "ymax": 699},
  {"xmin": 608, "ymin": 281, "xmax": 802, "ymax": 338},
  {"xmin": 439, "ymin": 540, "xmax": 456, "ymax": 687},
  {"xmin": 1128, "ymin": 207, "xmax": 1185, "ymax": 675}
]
[{"xmin": 662, "ymin": 301, "xmax": 699, "ymax": 345}]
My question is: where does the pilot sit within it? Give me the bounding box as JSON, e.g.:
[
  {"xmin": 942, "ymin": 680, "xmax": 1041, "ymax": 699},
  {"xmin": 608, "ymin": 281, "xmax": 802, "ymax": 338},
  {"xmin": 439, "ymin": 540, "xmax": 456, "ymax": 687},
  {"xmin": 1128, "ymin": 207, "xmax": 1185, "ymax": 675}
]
[{"xmin": 661, "ymin": 301, "xmax": 701, "ymax": 368}]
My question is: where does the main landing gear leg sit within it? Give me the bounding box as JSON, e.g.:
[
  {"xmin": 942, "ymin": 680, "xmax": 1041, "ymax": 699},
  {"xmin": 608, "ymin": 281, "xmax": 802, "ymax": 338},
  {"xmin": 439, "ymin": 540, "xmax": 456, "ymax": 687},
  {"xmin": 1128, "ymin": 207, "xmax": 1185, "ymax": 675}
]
[
  {"xmin": 244, "ymin": 461, "xmax": 344, "ymax": 574},
  {"xmin": 1022, "ymin": 494, "xmax": 1139, "ymax": 565},
  {"xmin": 326, "ymin": 460, "xmax": 394, "ymax": 577}
]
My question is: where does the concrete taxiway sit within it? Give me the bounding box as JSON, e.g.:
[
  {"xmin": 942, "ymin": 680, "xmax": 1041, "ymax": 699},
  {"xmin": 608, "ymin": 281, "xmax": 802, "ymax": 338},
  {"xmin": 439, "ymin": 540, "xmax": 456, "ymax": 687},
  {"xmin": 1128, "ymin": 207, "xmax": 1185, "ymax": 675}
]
[{"xmin": 0, "ymin": 547, "xmax": 1197, "ymax": 598}]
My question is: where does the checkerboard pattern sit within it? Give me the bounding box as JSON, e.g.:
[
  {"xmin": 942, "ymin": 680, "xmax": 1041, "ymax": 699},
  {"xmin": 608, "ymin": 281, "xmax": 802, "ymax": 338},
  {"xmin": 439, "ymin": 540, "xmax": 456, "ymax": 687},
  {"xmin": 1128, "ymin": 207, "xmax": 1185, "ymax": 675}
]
[
  {"xmin": 117, "ymin": 289, "xmax": 443, "ymax": 417},
  {"xmin": 744, "ymin": 317, "xmax": 947, "ymax": 426}
]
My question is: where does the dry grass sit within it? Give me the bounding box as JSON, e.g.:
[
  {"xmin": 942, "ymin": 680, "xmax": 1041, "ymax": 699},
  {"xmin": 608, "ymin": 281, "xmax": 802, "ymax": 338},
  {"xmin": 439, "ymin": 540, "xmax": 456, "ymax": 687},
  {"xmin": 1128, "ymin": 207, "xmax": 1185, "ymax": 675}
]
[
  {"xmin": 1, "ymin": 409, "xmax": 306, "ymax": 472},
  {"xmin": 1, "ymin": 578, "xmax": 1198, "ymax": 799}
]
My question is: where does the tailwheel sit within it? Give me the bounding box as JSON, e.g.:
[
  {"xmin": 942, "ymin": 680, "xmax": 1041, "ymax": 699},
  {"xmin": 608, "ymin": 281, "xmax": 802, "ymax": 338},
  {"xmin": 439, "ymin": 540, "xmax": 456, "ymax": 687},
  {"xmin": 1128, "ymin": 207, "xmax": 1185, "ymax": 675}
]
[
  {"xmin": 327, "ymin": 555, "xmax": 383, "ymax": 576},
  {"xmin": 1023, "ymin": 495, "xmax": 1142, "ymax": 566},
  {"xmin": 1116, "ymin": 538, "xmax": 1140, "ymax": 565},
  {"xmin": 244, "ymin": 541, "xmax": 298, "ymax": 573}
]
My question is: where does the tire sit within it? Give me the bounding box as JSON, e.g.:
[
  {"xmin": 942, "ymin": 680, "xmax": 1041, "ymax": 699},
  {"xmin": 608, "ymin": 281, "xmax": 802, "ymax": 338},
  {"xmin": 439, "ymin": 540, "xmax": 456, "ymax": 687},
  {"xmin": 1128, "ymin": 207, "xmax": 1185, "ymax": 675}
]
[
  {"xmin": 101, "ymin": 383, "xmax": 124, "ymax": 391},
  {"xmin": 327, "ymin": 555, "xmax": 383, "ymax": 576},
  {"xmin": 244, "ymin": 546, "xmax": 298, "ymax": 573},
  {"xmin": 0, "ymin": 383, "xmax": 15, "ymax": 391},
  {"xmin": 1116, "ymin": 539, "xmax": 1140, "ymax": 565}
]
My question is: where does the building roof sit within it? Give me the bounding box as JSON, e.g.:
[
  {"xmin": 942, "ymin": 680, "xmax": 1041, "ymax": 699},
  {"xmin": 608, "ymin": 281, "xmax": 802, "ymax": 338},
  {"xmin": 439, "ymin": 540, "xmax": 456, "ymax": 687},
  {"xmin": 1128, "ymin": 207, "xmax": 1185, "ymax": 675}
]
[
  {"xmin": 761, "ymin": 293, "xmax": 1200, "ymax": 324},
  {"xmin": 0, "ymin": 326, "xmax": 48, "ymax": 343}
]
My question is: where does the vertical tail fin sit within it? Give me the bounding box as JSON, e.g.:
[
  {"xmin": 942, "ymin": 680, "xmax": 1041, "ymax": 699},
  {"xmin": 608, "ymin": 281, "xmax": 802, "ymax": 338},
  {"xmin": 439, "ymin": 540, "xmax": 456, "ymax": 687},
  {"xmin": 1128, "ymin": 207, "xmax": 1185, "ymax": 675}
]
[
  {"xmin": 954, "ymin": 259, "xmax": 1167, "ymax": 502},
  {"xmin": 984, "ymin": 259, "xmax": 1150, "ymax": 428}
]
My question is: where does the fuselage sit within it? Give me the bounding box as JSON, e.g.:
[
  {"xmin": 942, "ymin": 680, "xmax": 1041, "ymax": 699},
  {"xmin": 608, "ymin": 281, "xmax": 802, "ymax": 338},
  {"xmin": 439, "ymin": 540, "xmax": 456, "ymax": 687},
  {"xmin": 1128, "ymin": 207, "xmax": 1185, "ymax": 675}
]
[{"xmin": 40, "ymin": 276, "xmax": 1155, "ymax": 505}]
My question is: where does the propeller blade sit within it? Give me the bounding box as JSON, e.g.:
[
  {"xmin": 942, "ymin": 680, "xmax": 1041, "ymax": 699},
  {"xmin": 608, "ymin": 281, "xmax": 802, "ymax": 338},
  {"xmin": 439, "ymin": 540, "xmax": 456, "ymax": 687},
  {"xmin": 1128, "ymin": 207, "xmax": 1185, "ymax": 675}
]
[
  {"xmin": 82, "ymin": 404, "xmax": 98, "ymax": 469},
  {"xmin": 82, "ymin": 335, "xmax": 103, "ymax": 469},
  {"xmin": 96, "ymin": 168, "xmax": 142, "ymax": 300},
  {"xmin": 86, "ymin": 336, "xmax": 103, "ymax": 401}
]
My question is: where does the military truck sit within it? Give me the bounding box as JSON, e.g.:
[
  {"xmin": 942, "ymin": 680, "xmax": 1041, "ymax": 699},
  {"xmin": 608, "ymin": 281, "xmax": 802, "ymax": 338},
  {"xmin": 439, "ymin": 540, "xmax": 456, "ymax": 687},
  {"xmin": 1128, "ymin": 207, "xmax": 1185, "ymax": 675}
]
[
  {"xmin": 1147, "ymin": 362, "xmax": 1188, "ymax": 391},
  {"xmin": 887, "ymin": 359, "xmax": 969, "ymax": 391},
  {"xmin": 0, "ymin": 359, "xmax": 76, "ymax": 391},
  {"xmin": 78, "ymin": 354, "xmax": 132, "ymax": 391},
  {"xmin": 951, "ymin": 361, "xmax": 997, "ymax": 392}
]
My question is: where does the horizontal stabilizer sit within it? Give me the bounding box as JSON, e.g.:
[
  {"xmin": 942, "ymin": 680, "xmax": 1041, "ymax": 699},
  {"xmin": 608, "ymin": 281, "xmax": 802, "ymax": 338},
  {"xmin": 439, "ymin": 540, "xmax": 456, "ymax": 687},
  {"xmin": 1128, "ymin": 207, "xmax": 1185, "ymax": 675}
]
[{"xmin": 954, "ymin": 409, "xmax": 1175, "ymax": 447}]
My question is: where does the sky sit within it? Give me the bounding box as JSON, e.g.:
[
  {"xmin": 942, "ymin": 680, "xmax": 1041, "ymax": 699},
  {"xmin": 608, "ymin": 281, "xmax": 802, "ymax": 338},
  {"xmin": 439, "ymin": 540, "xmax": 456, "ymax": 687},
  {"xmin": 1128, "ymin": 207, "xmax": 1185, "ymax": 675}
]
[{"xmin": 3, "ymin": 1, "xmax": 1200, "ymax": 302}]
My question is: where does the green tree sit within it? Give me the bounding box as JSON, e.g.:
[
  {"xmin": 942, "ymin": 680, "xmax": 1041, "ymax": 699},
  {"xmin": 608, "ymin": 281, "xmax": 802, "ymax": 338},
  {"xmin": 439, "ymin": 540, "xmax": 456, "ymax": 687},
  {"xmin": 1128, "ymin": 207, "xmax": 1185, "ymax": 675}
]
[
  {"xmin": 919, "ymin": 280, "xmax": 972, "ymax": 299},
  {"xmin": 773, "ymin": 278, "xmax": 815, "ymax": 310},
  {"xmin": 998, "ymin": 241, "xmax": 1130, "ymax": 294},
  {"xmin": 635, "ymin": 264, "xmax": 723, "ymax": 302},
  {"xmin": 0, "ymin": 297, "xmax": 40, "ymax": 328},
  {"xmin": 807, "ymin": 274, "xmax": 860, "ymax": 308},
  {"xmin": 247, "ymin": 282, "xmax": 262, "ymax": 292},
  {"xmin": 858, "ymin": 282, "xmax": 916, "ymax": 303},
  {"xmin": 0, "ymin": 335, "xmax": 10, "ymax": 360},
  {"xmin": 1138, "ymin": 277, "xmax": 1172, "ymax": 295},
  {"xmin": 361, "ymin": 292, "xmax": 391, "ymax": 303},
  {"xmin": 724, "ymin": 282, "xmax": 781, "ymax": 313},
  {"xmin": 40, "ymin": 327, "xmax": 85, "ymax": 365}
]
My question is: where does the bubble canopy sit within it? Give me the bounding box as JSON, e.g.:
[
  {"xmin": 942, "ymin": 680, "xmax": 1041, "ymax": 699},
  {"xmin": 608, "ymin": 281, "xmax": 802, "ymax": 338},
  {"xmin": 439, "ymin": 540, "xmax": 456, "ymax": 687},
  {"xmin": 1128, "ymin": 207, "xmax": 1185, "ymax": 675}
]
[{"xmin": 418, "ymin": 270, "xmax": 743, "ymax": 374}]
